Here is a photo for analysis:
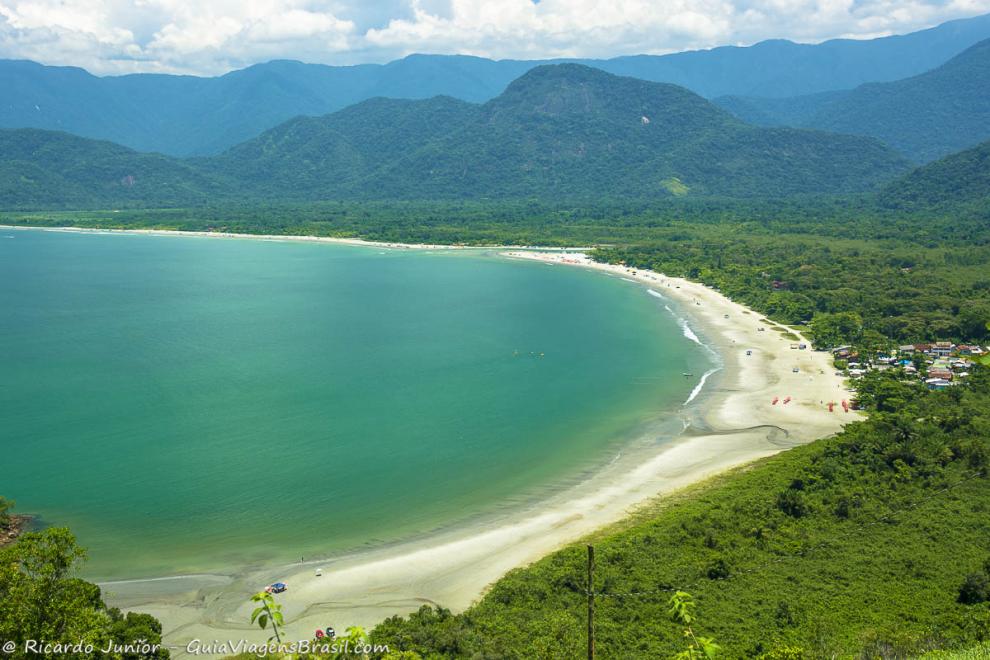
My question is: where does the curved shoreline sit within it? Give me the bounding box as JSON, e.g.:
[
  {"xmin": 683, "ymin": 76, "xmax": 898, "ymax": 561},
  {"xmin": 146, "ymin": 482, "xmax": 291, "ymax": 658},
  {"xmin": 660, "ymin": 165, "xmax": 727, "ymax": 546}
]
[
  {"xmin": 58, "ymin": 237, "xmax": 852, "ymax": 656},
  {"xmin": 0, "ymin": 224, "xmax": 591, "ymax": 252},
  {"xmin": 6, "ymin": 226, "xmax": 852, "ymax": 653}
]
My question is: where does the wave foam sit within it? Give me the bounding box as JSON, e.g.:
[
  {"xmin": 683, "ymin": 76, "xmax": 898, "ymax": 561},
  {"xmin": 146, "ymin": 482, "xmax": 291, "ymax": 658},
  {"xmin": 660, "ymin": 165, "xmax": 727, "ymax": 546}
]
[{"xmin": 685, "ymin": 367, "xmax": 720, "ymax": 405}]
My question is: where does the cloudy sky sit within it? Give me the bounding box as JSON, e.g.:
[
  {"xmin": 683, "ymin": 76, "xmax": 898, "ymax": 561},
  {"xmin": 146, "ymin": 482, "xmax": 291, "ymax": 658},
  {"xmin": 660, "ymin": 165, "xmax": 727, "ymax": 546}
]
[{"xmin": 0, "ymin": 0, "xmax": 988, "ymax": 76}]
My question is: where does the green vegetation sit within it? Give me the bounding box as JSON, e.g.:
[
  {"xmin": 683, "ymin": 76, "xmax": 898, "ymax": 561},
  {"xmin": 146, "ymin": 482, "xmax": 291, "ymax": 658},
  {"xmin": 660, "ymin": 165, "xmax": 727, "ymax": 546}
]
[
  {"xmin": 367, "ymin": 367, "xmax": 990, "ymax": 658},
  {"xmin": 0, "ymin": 65, "xmax": 912, "ymax": 207},
  {"xmin": 0, "ymin": 496, "xmax": 12, "ymax": 529},
  {"xmin": 0, "ymin": 527, "xmax": 167, "ymax": 658},
  {"xmin": 661, "ymin": 178, "xmax": 690, "ymax": 196},
  {"xmin": 807, "ymin": 38, "xmax": 990, "ymax": 162},
  {"xmin": 881, "ymin": 139, "xmax": 990, "ymax": 214},
  {"xmin": 0, "ymin": 129, "xmax": 232, "ymax": 209},
  {"xmin": 5, "ymin": 14, "xmax": 988, "ymax": 157},
  {"xmin": 250, "ymin": 592, "xmax": 285, "ymax": 643},
  {"xmin": 923, "ymin": 642, "xmax": 990, "ymax": 658},
  {"xmin": 716, "ymin": 37, "xmax": 990, "ymax": 163}
]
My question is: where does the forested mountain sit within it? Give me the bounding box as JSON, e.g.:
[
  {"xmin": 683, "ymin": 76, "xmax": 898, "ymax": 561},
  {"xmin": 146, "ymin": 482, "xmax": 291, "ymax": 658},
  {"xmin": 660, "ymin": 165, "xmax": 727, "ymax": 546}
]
[
  {"xmin": 211, "ymin": 96, "xmax": 481, "ymax": 190},
  {"xmin": 880, "ymin": 139, "xmax": 990, "ymax": 212},
  {"xmin": 0, "ymin": 65, "xmax": 914, "ymax": 206},
  {"xmin": 0, "ymin": 129, "xmax": 227, "ymax": 208},
  {"xmin": 716, "ymin": 38, "xmax": 990, "ymax": 162},
  {"xmin": 1, "ymin": 12, "xmax": 988, "ymax": 156},
  {"xmin": 714, "ymin": 91, "xmax": 846, "ymax": 128},
  {"xmin": 212, "ymin": 65, "xmax": 911, "ymax": 199}
]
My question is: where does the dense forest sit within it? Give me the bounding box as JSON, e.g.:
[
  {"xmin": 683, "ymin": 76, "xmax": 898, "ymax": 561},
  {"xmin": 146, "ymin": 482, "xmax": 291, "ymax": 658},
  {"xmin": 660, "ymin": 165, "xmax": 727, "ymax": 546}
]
[
  {"xmin": 0, "ymin": 523, "xmax": 167, "ymax": 659},
  {"xmin": 0, "ymin": 64, "xmax": 913, "ymax": 208}
]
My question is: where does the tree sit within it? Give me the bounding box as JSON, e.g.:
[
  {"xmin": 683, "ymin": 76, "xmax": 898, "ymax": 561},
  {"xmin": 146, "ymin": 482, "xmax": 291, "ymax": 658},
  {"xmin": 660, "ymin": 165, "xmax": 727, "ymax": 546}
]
[
  {"xmin": 854, "ymin": 372, "xmax": 924, "ymax": 412},
  {"xmin": 0, "ymin": 496, "xmax": 12, "ymax": 528},
  {"xmin": 0, "ymin": 527, "xmax": 165, "ymax": 657},
  {"xmin": 957, "ymin": 304, "xmax": 990, "ymax": 340},
  {"xmin": 776, "ymin": 489, "xmax": 809, "ymax": 518},
  {"xmin": 810, "ymin": 312, "xmax": 863, "ymax": 349},
  {"xmin": 958, "ymin": 572, "xmax": 990, "ymax": 604}
]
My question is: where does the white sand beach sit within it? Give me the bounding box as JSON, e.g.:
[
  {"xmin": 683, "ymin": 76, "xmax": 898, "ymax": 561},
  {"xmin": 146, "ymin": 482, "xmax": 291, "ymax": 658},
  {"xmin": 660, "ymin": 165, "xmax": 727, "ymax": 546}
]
[{"xmin": 87, "ymin": 242, "xmax": 854, "ymax": 656}]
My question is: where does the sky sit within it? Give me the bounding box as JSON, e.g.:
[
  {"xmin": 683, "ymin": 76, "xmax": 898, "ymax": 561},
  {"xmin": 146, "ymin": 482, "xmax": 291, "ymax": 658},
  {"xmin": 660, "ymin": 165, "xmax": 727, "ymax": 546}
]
[{"xmin": 0, "ymin": 0, "xmax": 988, "ymax": 76}]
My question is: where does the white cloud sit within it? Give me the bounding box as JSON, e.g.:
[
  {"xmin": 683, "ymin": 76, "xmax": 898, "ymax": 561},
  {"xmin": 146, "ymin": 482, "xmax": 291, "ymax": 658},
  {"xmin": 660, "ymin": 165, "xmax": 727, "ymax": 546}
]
[{"xmin": 0, "ymin": 0, "xmax": 987, "ymax": 75}]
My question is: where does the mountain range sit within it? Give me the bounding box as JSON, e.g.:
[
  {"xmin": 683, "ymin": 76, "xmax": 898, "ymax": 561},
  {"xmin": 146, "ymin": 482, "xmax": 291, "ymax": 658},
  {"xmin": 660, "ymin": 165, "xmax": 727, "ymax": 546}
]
[
  {"xmin": 2, "ymin": 12, "xmax": 989, "ymax": 157},
  {"xmin": 715, "ymin": 37, "xmax": 990, "ymax": 162},
  {"xmin": 0, "ymin": 65, "xmax": 913, "ymax": 208},
  {"xmin": 880, "ymin": 139, "xmax": 990, "ymax": 213}
]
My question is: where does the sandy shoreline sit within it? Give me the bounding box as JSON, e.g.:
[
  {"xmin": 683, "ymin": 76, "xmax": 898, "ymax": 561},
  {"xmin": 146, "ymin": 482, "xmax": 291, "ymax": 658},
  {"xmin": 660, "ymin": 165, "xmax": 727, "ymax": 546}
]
[
  {"xmin": 0, "ymin": 224, "xmax": 590, "ymax": 252},
  {"xmin": 8, "ymin": 227, "xmax": 852, "ymax": 654}
]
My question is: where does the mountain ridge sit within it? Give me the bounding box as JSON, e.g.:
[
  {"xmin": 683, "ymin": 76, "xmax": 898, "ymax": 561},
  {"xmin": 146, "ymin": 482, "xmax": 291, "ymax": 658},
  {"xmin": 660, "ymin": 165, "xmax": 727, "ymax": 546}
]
[
  {"xmin": 2, "ymin": 12, "xmax": 989, "ymax": 156},
  {"xmin": 715, "ymin": 37, "xmax": 990, "ymax": 162},
  {"xmin": 880, "ymin": 139, "xmax": 990, "ymax": 212},
  {"xmin": 0, "ymin": 64, "xmax": 912, "ymax": 207}
]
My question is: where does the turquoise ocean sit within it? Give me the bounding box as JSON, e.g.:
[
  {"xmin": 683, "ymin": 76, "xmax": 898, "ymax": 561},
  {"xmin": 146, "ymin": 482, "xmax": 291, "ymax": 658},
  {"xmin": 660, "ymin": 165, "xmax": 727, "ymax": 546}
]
[{"xmin": 0, "ymin": 229, "xmax": 712, "ymax": 579}]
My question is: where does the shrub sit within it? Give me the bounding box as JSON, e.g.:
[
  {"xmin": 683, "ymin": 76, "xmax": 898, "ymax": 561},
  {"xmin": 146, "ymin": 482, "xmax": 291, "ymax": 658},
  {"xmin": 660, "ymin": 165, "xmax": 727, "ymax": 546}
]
[{"xmin": 957, "ymin": 573, "xmax": 990, "ymax": 605}]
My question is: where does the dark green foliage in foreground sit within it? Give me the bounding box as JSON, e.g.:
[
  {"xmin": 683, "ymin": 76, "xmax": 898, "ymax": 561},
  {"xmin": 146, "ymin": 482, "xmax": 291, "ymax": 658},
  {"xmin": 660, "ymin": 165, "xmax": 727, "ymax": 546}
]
[
  {"xmin": 0, "ymin": 527, "xmax": 167, "ymax": 659},
  {"xmin": 370, "ymin": 368, "xmax": 990, "ymax": 658}
]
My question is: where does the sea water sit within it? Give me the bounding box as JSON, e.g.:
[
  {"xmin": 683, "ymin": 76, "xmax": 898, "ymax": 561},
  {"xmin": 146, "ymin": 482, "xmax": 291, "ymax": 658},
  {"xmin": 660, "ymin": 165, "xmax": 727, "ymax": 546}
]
[{"xmin": 0, "ymin": 229, "xmax": 712, "ymax": 579}]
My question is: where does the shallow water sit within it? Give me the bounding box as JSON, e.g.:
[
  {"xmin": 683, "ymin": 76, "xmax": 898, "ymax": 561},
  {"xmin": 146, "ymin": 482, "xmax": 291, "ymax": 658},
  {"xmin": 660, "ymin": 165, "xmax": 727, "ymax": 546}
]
[{"xmin": 0, "ymin": 230, "xmax": 710, "ymax": 579}]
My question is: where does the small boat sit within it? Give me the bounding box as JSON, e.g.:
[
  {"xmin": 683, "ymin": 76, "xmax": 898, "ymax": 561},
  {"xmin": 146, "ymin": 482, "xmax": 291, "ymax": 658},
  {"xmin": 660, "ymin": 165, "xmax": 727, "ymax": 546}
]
[{"xmin": 682, "ymin": 372, "xmax": 693, "ymax": 377}]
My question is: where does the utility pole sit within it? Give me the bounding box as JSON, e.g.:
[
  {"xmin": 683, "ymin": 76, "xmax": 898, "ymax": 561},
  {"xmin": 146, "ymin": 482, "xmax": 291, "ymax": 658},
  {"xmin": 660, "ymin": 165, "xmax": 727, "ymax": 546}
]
[{"xmin": 587, "ymin": 544, "xmax": 595, "ymax": 660}]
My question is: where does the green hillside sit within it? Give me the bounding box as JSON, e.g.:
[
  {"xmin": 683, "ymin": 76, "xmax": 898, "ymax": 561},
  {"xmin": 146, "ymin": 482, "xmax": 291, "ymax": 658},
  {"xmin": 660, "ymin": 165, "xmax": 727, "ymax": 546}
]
[
  {"xmin": 880, "ymin": 139, "xmax": 990, "ymax": 213},
  {"xmin": 0, "ymin": 129, "xmax": 228, "ymax": 208},
  {"xmin": 720, "ymin": 38, "xmax": 990, "ymax": 163},
  {"xmin": 211, "ymin": 64, "xmax": 911, "ymax": 200},
  {"xmin": 0, "ymin": 66, "xmax": 912, "ymax": 206},
  {"xmin": 211, "ymin": 96, "xmax": 480, "ymax": 194},
  {"xmin": 809, "ymin": 38, "xmax": 990, "ymax": 162}
]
